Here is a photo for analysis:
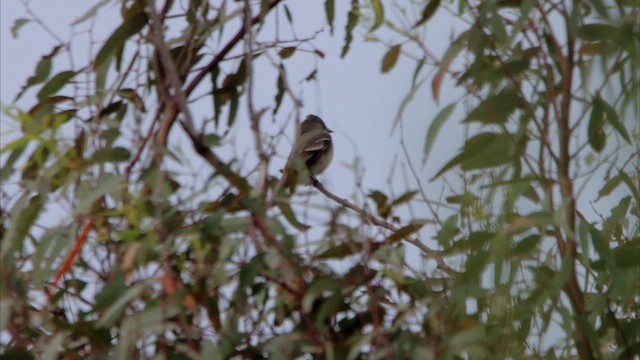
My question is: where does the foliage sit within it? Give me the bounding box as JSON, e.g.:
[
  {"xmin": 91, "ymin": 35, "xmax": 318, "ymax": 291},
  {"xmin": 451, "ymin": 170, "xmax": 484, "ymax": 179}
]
[{"xmin": 1, "ymin": 0, "xmax": 638, "ymax": 359}]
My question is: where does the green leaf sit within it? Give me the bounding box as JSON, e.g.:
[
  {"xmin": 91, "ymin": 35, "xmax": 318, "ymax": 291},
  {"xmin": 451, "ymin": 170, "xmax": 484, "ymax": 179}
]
[
  {"xmin": 202, "ymin": 134, "xmax": 222, "ymax": 147},
  {"xmin": 609, "ymin": 196, "xmax": 631, "ymax": 224},
  {"xmin": 315, "ymin": 243, "xmax": 363, "ymax": 260},
  {"xmin": 369, "ymin": 0, "xmax": 384, "ymax": 32},
  {"xmin": 341, "ymin": 0, "xmax": 359, "ymax": 58},
  {"xmin": 276, "ymin": 200, "xmax": 310, "ymax": 231},
  {"xmin": 588, "ymin": 97, "xmax": 606, "ymax": 152},
  {"xmin": 464, "ymin": 90, "xmax": 524, "ymax": 124},
  {"xmin": 93, "ymin": 11, "xmax": 147, "ymax": 70},
  {"xmin": 32, "ymin": 226, "xmax": 73, "ymax": 286},
  {"xmin": 590, "ymin": 226, "xmax": 615, "ymax": 271},
  {"xmin": 381, "ymin": 45, "xmax": 401, "ymax": 73},
  {"xmin": 1, "ymin": 193, "xmax": 45, "ymax": 259},
  {"xmin": 325, "ymin": 0, "xmax": 335, "ymax": 35},
  {"xmin": 368, "ymin": 190, "xmax": 390, "ymax": 218},
  {"xmin": 391, "ymin": 191, "xmax": 418, "ymax": 207},
  {"xmin": 94, "ymin": 269, "xmax": 127, "ymax": 312},
  {"xmin": 598, "ymin": 174, "xmax": 623, "ymax": 198},
  {"xmin": 302, "ymin": 276, "xmax": 343, "ymax": 312},
  {"xmin": 0, "ymin": 135, "xmax": 30, "ymax": 182},
  {"xmin": 434, "ymin": 133, "xmax": 515, "ymax": 178},
  {"xmin": 77, "ymin": 173, "xmax": 124, "ymax": 214},
  {"xmin": 228, "ymin": 92, "xmax": 239, "ymax": 127},
  {"xmin": 273, "ymin": 65, "xmax": 285, "ymax": 115},
  {"xmin": 513, "ymin": 234, "xmax": 540, "ymax": 256},
  {"xmin": 239, "ymin": 253, "xmax": 266, "ymax": 287},
  {"xmin": 37, "ymin": 71, "xmax": 76, "ymax": 102},
  {"xmin": 278, "ymin": 47, "xmax": 296, "ymax": 59},
  {"xmin": 414, "ymin": 0, "xmax": 441, "ymax": 28},
  {"xmin": 432, "ymin": 30, "xmax": 469, "ymax": 103},
  {"xmin": 393, "ymin": 78, "xmax": 426, "ymax": 130},
  {"xmin": 15, "ymin": 46, "xmax": 62, "ymax": 101},
  {"xmin": 550, "ymin": 255, "xmax": 573, "ymax": 291},
  {"xmin": 11, "ymin": 18, "xmax": 31, "ymax": 38},
  {"xmin": 96, "ymin": 282, "xmax": 147, "ymax": 328},
  {"xmin": 449, "ymin": 325, "xmax": 485, "ymax": 348},
  {"xmin": 260, "ymin": 0, "xmax": 270, "ymax": 21},
  {"xmin": 71, "ymin": 0, "xmax": 111, "ymax": 26},
  {"xmin": 283, "ymin": 5, "xmax": 293, "ymax": 24},
  {"xmin": 89, "ymin": 147, "xmax": 131, "ymax": 163},
  {"xmin": 423, "ymin": 103, "xmax": 456, "ymax": 164},
  {"xmin": 387, "ymin": 221, "xmax": 426, "ymax": 243},
  {"xmin": 600, "ymin": 97, "xmax": 631, "ymax": 143},
  {"xmin": 117, "ymin": 88, "xmax": 146, "ymax": 113},
  {"xmin": 578, "ymin": 23, "xmax": 619, "ymax": 42}
]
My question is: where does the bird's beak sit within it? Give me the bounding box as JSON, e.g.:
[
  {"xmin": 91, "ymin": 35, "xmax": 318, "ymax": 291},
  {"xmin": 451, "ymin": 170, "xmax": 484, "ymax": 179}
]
[{"xmin": 328, "ymin": 129, "xmax": 334, "ymax": 133}]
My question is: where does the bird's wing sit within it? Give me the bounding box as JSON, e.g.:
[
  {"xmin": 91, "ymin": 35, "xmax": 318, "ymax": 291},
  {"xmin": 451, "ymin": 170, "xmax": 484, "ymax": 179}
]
[{"xmin": 300, "ymin": 135, "xmax": 331, "ymax": 154}]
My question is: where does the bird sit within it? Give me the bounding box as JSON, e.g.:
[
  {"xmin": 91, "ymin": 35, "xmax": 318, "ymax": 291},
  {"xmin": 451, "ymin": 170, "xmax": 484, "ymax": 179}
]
[{"xmin": 281, "ymin": 114, "xmax": 334, "ymax": 189}]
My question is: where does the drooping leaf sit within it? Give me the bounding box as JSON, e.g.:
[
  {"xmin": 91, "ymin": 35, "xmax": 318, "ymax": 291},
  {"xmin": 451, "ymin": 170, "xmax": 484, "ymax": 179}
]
[
  {"xmin": 381, "ymin": 45, "xmax": 401, "ymax": 73},
  {"xmin": 283, "ymin": 4, "xmax": 293, "ymax": 24},
  {"xmin": 96, "ymin": 282, "xmax": 147, "ymax": 328},
  {"xmin": 391, "ymin": 191, "xmax": 418, "ymax": 207},
  {"xmin": 37, "ymin": 71, "xmax": 76, "ymax": 102},
  {"xmin": 228, "ymin": 91, "xmax": 239, "ymax": 127},
  {"xmin": 76, "ymin": 173, "xmax": 124, "ymax": 215},
  {"xmin": 1, "ymin": 193, "xmax": 45, "ymax": 259},
  {"xmin": 414, "ymin": 0, "xmax": 441, "ymax": 28},
  {"xmin": 71, "ymin": 0, "xmax": 112, "ymax": 26},
  {"xmin": 589, "ymin": 225, "xmax": 616, "ymax": 273},
  {"xmin": 434, "ymin": 132, "xmax": 515, "ymax": 178},
  {"xmin": 394, "ymin": 78, "xmax": 426, "ymax": 129},
  {"xmin": 260, "ymin": 0, "xmax": 270, "ymax": 21},
  {"xmin": 432, "ymin": 30, "xmax": 469, "ymax": 103},
  {"xmin": 93, "ymin": 11, "xmax": 147, "ymax": 70},
  {"xmin": 588, "ymin": 96, "xmax": 606, "ymax": 152},
  {"xmin": 89, "ymin": 147, "xmax": 131, "ymax": 163},
  {"xmin": 369, "ymin": 190, "xmax": 390, "ymax": 218},
  {"xmin": 94, "ymin": 269, "xmax": 127, "ymax": 312},
  {"xmin": 276, "ymin": 200, "xmax": 310, "ymax": 231},
  {"xmin": 578, "ymin": 23, "xmax": 620, "ymax": 42},
  {"xmin": 10, "ymin": 18, "xmax": 31, "ymax": 38},
  {"xmin": 315, "ymin": 243, "xmax": 363, "ymax": 260},
  {"xmin": 341, "ymin": 0, "xmax": 359, "ymax": 58},
  {"xmin": 15, "ymin": 45, "xmax": 62, "ymax": 101},
  {"xmin": 600, "ymin": 96, "xmax": 631, "ymax": 143},
  {"xmin": 117, "ymin": 88, "xmax": 146, "ymax": 113},
  {"xmin": 387, "ymin": 221, "xmax": 426, "ymax": 243},
  {"xmin": 278, "ymin": 47, "xmax": 296, "ymax": 59},
  {"xmin": 239, "ymin": 253, "xmax": 266, "ymax": 287},
  {"xmin": 464, "ymin": 90, "xmax": 524, "ymax": 124},
  {"xmin": 325, "ymin": 0, "xmax": 335, "ymax": 35},
  {"xmin": 598, "ymin": 173, "xmax": 623, "ymax": 199},
  {"xmin": 391, "ymin": 59, "xmax": 426, "ymax": 130},
  {"xmin": 273, "ymin": 64, "xmax": 285, "ymax": 115},
  {"xmin": 369, "ymin": 0, "xmax": 384, "ymax": 32},
  {"xmin": 449, "ymin": 324, "xmax": 487, "ymax": 349},
  {"xmin": 423, "ymin": 103, "xmax": 456, "ymax": 164},
  {"xmin": 302, "ymin": 276, "xmax": 343, "ymax": 312}
]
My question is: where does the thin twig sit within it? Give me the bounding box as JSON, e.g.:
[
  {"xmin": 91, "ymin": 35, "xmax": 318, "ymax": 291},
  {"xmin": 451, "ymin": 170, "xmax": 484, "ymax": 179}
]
[{"xmin": 312, "ymin": 182, "xmax": 456, "ymax": 275}]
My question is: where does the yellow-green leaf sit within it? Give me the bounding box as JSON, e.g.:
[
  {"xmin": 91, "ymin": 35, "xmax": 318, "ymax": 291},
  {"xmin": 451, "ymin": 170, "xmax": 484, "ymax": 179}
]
[
  {"xmin": 414, "ymin": 0, "xmax": 441, "ymax": 28},
  {"xmin": 381, "ymin": 45, "xmax": 401, "ymax": 73},
  {"xmin": 370, "ymin": 0, "xmax": 384, "ymax": 31}
]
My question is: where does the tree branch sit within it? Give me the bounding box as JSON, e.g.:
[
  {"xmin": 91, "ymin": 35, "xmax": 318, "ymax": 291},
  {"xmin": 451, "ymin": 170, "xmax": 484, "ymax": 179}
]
[{"xmin": 312, "ymin": 182, "xmax": 456, "ymax": 276}]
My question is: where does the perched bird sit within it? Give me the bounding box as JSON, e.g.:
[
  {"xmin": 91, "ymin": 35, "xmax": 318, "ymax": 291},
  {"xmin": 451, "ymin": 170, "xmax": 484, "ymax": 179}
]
[{"xmin": 282, "ymin": 115, "xmax": 333, "ymax": 188}]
